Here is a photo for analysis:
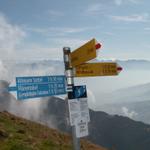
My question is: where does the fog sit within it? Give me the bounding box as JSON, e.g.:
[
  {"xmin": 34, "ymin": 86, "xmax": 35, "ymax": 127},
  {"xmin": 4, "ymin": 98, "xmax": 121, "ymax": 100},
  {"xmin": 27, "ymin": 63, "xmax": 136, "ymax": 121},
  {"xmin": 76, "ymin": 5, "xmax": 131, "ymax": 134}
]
[
  {"xmin": 1, "ymin": 59, "xmax": 150, "ymax": 125},
  {"xmin": 75, "ymin": 69, "xmax": 150, "ymax": 107},
  {"xmin": 1, "ymin": 60, "xmax": 150, "ymax": 105}
]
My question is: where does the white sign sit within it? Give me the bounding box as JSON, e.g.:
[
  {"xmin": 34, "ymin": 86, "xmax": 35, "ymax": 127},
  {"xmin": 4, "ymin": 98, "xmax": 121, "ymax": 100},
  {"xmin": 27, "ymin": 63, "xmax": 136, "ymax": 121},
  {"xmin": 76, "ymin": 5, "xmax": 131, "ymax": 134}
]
[
  {"xmin": 75, "ymin": 117, "xmax": 89, "ymax": 138},
  {"xmin": 68, "ymin": 98, "xmax": 90, "ymax": 126}
]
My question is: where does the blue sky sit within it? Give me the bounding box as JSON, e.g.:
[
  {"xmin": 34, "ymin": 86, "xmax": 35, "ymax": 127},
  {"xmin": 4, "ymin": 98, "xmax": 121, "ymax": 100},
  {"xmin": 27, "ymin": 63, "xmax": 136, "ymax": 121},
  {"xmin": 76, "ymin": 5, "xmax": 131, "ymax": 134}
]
[{"xmin": 0, "ymin": 0, "xmax": 150, "ymax": 60}]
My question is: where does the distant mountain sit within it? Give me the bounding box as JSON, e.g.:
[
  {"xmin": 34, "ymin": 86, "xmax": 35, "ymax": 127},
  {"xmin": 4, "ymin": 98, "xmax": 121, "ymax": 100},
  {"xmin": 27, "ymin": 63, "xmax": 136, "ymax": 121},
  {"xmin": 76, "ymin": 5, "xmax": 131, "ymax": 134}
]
[
  {"xmin": 3, "ymin": 59, "xmax": 150, "ymax": 73},
  {"xmin": 117, "ymin": 59, "xmax": 150, "ymax": 70},
  {"xmin": 96, "ymin": 82, "xmax": 150, "ymax": 105},
  {"xmin": 44, "ymin": 97, "xmax": 150, "ymax": 150},
  {"xmin": 97, "ymin": 82, "xmax": 150, "ymax": 124}
]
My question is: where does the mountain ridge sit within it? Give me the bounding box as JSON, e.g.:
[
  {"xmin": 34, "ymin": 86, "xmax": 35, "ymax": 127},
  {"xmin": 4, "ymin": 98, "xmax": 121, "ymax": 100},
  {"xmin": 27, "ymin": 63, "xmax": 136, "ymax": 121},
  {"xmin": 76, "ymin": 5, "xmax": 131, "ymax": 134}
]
[{"xmin": 1, "ymin": 91, "xmax": 150, "ymax": 150}]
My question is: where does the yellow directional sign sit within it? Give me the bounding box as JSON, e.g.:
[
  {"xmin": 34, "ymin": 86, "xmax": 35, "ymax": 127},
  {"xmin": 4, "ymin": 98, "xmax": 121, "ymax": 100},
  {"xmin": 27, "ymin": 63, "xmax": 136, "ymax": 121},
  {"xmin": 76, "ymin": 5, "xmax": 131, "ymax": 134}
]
[
  {"xmin": 70, "ymin": 39, "xmax": 100, "ymax": 67},
  {"xmin": 74, "ymin": 62, "xmax": 120, "ymax": 77}
]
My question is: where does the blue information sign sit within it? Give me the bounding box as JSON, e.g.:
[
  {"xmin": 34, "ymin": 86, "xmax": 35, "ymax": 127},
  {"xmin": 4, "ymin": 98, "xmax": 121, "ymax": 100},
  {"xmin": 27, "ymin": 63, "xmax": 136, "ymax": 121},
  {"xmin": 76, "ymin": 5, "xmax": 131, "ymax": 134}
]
[
  {"xmin": 73, "ymin": 85, "xmax": 87, "ymax": 98},
  {"xmin": 68, "ymin": 85, "xmax": 87, "ymax": 99},
  {"xmin": 8, "ymin": 86, "xmax": 17, "ymax": 91},
  {"xmin": 16, "ymin": 75, "xmax": 66, "ymax": 100}
]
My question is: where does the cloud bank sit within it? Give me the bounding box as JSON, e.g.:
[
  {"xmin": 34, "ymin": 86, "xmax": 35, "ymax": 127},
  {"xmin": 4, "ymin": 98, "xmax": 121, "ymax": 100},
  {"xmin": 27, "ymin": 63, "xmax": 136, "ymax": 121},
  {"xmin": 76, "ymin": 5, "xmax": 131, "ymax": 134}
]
[
  {"xmin": 0, "ymin": 13, "xmax": 26, "ymax": 60},
  {"xmin": 121, "ymin": 107, "xmax": 138, "ymax": 119},
  {"xmin": 111, "ymin": 13, "xmax": 149, "ymax": 22}
]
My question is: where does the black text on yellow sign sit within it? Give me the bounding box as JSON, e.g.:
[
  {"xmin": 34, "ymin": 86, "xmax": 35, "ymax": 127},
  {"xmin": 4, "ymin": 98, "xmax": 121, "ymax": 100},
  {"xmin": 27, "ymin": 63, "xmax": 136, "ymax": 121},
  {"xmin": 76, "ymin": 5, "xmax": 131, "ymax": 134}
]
[
  {"xmin": 70, "ymin": 39, "xmax": 101, "ymax": 67},
  {"xmin": 74, "ymin": 62, "xmax": 119, "ymax": 77}
]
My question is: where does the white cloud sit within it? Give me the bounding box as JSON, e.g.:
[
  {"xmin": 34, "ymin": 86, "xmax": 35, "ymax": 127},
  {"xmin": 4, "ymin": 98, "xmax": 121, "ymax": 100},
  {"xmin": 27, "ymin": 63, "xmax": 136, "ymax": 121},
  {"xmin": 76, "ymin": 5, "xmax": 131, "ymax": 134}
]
[
  {"xmin": 34, "ymin": 9, "xmax": 65, "ymax": 22},
  {"xmin": 47, "ymin": 10, "xmax": 64, "ymax": 17},
  {"xmin": 121, "ymin": 107, "xmax": 138, "ymax": 119},
  {"xmin": 128, "ymin": 0, "xmax": 141, "ymax": 4},
  {"xmin": 47, "ymin": 37, "xmax": 88, "ymax": 50},
  {"xmin": 85, "ymin": 3, "xmax": 110, "ymax": 16},
  {"xmin": 86, "ymin": 4, "xmax": 102, "ymax": 15},
  {"xmin": 0, "ymin": 60, "xmax": 9, "ymax": 81},
  {"xmin": 103, "ymin": 32, "xmax": 116, "ymax": 36},
  {"xmin": 16, "ymin": 44, "xmax": 62, "ymax": 60},
  {"xmin": 114, "ymin": 0, "xmax": 123, "ymax": 5},
  {"xmin": 111, "ymin": 13, "xmax": 149, "ymax": 22},
  {"xmin": 144, "ymin": 27, "xmax": 150, "ymax": 31},
  {"xmin": 0, "ymin": 12, "xmax": 89, "ymax": 60},
  {"xmin": 87, "ymin": 89, "xmax": 97, "ymax": 109},
  {"xmin": 0, "ymin": 13, "xmax": 26, "ymax": 60},
  {"xmin": 114, "ymin": 0, "xmax": 141, "ymax": 5},
  {"xmin": 27, "ymin": 26, "xmax": 92, "ymax": 37},
  {"xmin": 15, "ymin": 37, "xmax": 87, "ymax": 60},
  {"xmin": 144, "ymin": 44, "xmax": 150, "ymax": 49}
]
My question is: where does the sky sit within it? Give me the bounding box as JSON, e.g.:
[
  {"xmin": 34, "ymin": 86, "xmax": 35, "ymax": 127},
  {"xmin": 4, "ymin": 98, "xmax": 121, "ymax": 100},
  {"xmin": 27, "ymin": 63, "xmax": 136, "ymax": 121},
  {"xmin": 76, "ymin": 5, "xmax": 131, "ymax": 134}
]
[{"xmin": 0, "ymin": 0, "xmax": 150, "ymax": 61}]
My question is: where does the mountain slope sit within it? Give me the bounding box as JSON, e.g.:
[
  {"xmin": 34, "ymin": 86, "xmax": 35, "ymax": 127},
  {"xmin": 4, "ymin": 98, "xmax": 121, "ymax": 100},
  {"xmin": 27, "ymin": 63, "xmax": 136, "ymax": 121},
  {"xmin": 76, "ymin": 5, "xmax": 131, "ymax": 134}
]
[
  {"xmin": 43, "ymin": 97, "xmax": 150, "ymax": 150},
  {"xmin": 1, "ymin": 87, "xmax": 150, "ymax": 150},
  {"xmin": 0, "ymin": 111, "xmax": 107, "ymax": 150},
  {"xmin": 89, "ymin": 110, "xmax": 150, "ymax": 150}
]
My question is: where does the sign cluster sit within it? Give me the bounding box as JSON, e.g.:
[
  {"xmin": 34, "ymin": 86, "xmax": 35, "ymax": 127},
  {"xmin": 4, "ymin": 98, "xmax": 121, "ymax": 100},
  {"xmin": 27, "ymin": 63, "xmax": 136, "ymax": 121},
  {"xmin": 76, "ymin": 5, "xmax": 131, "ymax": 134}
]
[
  {"xmin": 71, "ymin": 38, "xmax": 122, "ymax": 77},
  {"xmin": 67, "ymin": 38, "xmax": 122, "ymax": 138},
  {"xmin": 8, "ymin": 38, "xmax": 122, "ymax": 141},
  {"xmin": 67, "ymin": 85, "xmax": 90, "ymax": 138}
]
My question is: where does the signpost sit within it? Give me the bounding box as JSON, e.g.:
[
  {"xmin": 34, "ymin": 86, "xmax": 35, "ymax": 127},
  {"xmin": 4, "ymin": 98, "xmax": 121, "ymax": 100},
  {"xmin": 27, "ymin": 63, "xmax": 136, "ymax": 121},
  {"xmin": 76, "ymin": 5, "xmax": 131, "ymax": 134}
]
[
  {"xmin": 6, "ymin": 38, "xmax": 122, "ymax": 150},
  {"xmin": 74, "ymin": 62, "xmax": 122, "ymax": 77},
  {"xmin": 15, "ymin": 75, "xmax": 66, "ymax": 100},
  {"xmin": 70, "ymin": 38, "xmax": 101, "ymax": 67},
  {"xmin": 63, "ymin": 47, "xmax": 81, "ymax": 150},
  {"xmin": 64, "ymin": 39, "xmax": 122, "ymax": 150}
]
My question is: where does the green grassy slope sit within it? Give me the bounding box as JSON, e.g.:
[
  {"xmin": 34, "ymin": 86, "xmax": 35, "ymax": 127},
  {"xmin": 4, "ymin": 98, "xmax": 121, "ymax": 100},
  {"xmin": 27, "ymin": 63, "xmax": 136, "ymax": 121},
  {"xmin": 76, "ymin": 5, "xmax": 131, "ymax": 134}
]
[{"xmin": 0, "ymin": 111, "xmax": 107, "ymax": 150}]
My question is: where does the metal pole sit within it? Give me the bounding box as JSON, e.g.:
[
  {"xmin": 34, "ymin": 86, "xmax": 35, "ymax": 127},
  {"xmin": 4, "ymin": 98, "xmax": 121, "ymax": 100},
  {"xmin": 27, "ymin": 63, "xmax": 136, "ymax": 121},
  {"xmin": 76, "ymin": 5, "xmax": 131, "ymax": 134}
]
[{"xmin": 63, "ymin": 47, "xmax": 80, "ymax": 150}]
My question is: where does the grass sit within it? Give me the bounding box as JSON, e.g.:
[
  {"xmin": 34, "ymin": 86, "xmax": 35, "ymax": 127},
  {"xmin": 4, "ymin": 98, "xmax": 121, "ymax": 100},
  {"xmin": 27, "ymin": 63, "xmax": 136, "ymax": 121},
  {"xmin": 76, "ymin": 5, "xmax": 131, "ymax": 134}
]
[{"xmin": 0, "ymin": 111, "xmax": 106, "ymax": 150}]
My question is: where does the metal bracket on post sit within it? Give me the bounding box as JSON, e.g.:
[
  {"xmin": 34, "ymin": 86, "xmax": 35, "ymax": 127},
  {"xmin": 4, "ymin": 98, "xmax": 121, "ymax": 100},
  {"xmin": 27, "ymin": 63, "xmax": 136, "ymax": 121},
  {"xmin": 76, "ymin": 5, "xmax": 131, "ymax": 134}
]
[{"xmin": 63, "ymin": 47, "xmax": 80, "ymax": 150}]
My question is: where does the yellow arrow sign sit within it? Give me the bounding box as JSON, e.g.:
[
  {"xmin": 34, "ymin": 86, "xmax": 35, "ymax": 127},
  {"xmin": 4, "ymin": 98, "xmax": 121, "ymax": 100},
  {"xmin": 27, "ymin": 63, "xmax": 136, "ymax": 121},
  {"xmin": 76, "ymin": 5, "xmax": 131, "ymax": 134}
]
[
  {"xmin": 74, "ymin": 62, "xmax": 122, "ymax": 77},
  {"xmin": 70, "ymin": 38, "xmax": 101, "ymax": 67}
]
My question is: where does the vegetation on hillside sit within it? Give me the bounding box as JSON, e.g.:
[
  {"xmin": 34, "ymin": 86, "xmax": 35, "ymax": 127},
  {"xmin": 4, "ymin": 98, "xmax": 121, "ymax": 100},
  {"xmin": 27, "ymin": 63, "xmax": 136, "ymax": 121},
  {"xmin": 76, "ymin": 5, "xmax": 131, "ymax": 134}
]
[{"xmin": 0, "ymin": 111, "xmax": 107, "ymax": 150}]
